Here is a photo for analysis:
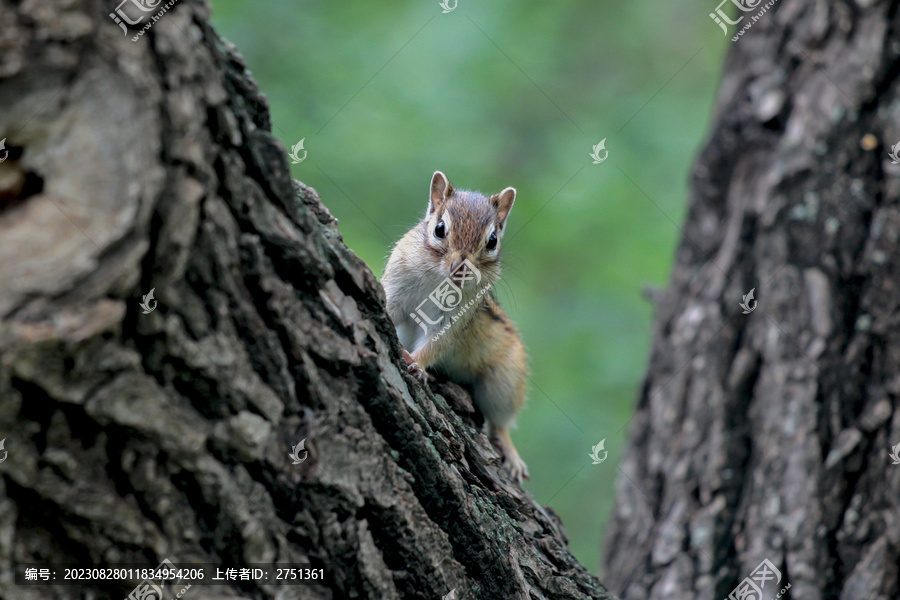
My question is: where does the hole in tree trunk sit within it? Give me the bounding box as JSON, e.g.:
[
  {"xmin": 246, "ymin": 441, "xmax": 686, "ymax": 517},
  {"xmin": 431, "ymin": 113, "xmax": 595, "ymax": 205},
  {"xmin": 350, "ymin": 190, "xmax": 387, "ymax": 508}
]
[{"xmin": 0, "ymin": 142, "xmax": 44, "ymax": 213}]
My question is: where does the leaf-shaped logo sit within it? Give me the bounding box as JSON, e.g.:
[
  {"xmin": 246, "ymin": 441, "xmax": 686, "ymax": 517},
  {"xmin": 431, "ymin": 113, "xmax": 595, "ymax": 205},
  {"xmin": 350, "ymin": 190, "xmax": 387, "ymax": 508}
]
[
  {"xmin": 289, "ymin": 138, "xmax": 307, "ymax": 164},
  {"xmin": 139, "ymin": 288, "xmax": 158, "ymax": 314},
  {"xmin": 590, "ymin": 139, "xmax": 609, "ymax": 164},
  {"xmin": 442, "ymin": 589, "xmax": 458, "ymax": 600},
  {"xmin": 439, "ymin": 0, "xmax": 457, "ymax": 13},
  {"xmin": 0, "ymin": 138, "xmax": 7, "ymax": 163},
  {"xmin": 289, "ymin": 438, "xmax": 308, "ymax": 464},
  {"xmin": 889, "ymin": 141, "xmax": 900, "ymax": 165},
  {"xmin": 890, "ymin": 443, "xmax": 900, "ymax": 465},
  {"xmin": 0, "ymin": 438, "xmax": 7, "ymax": 463},
  {"xmin": 740, "ymin": 287, "xmax": 757, "ymax": 314},
  {"xmin": 589, "ymin": 439, "xmax": 608, "ymax": 464}
]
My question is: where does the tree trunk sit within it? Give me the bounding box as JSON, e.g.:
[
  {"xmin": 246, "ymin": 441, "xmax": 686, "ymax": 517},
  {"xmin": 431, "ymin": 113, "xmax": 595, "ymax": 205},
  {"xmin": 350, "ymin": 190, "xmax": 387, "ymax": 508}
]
[
  {"xmin": 0, "ymin": 1, "xmax": 612, "ymax": 599},
  {"xmin": 604, "ymin": 1, "xmax": 900, "ymax": 599}
]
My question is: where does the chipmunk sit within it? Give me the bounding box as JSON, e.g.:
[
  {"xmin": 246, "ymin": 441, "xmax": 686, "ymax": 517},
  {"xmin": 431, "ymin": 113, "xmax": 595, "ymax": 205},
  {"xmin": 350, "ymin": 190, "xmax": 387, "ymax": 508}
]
[{"xmin": 382, "ymin": 171, "xmax": 529, "ymax": 482}]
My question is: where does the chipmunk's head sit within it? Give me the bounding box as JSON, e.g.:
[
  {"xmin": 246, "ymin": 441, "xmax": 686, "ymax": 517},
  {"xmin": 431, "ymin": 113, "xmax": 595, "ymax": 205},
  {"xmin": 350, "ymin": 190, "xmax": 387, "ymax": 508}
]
[{"xmin": 421, "ymin": 171, "xmax": 516, "ymax": 288}]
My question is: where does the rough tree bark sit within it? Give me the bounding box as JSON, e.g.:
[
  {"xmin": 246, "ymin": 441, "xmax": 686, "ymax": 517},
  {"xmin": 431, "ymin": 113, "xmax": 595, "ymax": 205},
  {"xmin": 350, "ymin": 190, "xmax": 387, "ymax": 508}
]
[
  {"xmin": 0, "ymin": 1, "xmax": 612, "ymax": 599},
  {"xmin": 604, "ymin": 1, "xmax": 900, "ymax": 599}
]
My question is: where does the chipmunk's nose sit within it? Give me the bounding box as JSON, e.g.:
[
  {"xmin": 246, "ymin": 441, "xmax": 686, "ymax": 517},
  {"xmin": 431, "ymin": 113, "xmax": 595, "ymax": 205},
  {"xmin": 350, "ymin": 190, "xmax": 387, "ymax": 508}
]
[{"xmin": 449, "ymin": 253, "xmax": 468, "ymax": 276}]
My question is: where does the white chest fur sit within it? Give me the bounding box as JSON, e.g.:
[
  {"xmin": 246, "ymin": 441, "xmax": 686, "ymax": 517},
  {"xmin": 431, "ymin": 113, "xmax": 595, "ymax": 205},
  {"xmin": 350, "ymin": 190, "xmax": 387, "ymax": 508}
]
[{"xmin": 387, "ymin": 267, "xmax": 482, "ymax": 354}]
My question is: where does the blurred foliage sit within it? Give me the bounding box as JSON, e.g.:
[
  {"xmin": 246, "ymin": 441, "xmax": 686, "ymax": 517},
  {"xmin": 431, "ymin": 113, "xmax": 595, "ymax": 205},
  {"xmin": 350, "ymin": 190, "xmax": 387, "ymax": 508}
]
[{"xmin": 210, "ymin": 0, "xmax": 726, "ymax": 574}]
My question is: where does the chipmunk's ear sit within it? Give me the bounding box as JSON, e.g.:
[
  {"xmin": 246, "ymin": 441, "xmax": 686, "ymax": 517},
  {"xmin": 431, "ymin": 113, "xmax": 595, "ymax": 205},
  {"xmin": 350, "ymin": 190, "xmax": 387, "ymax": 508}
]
[
  {"xmin": 491, "ymin": 187, "xmax": 516, "ymax": 230},
  {"xmin": 428, "ymin": 171, "xmax": 454, "ymax": 215}
]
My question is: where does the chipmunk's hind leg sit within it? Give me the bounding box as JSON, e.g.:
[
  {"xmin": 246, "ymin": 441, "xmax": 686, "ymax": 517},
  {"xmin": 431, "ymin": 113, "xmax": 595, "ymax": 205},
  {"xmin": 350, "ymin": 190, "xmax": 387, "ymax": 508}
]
[
  {"xmin": 472, "ymin": 361, "xmax": 529, "ymax": 483},
  {"xmin": 490, "ymin": 427, "xmax": 529, "ymax": 483}
]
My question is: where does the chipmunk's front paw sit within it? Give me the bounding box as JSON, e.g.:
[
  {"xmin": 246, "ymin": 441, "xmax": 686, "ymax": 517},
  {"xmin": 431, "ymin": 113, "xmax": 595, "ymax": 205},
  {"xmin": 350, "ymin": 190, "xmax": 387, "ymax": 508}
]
[
  {"xmin": 402, "ymin": 349, "xmax": 428, "ymax": 384},
  {"xmin": 408, "ymin": 361, "xmax": 428, "ymax": 383}
]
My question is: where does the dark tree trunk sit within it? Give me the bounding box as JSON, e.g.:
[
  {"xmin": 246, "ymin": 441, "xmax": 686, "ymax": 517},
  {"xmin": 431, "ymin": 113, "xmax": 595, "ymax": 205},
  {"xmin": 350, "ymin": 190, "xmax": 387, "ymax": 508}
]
[
  {"xmin": 604, "ymin": 1, "xmax": 900, "ymax": 599},
  {"xmin": 0, "ymin": 1, "xmax": 612, "ymax": 599}
]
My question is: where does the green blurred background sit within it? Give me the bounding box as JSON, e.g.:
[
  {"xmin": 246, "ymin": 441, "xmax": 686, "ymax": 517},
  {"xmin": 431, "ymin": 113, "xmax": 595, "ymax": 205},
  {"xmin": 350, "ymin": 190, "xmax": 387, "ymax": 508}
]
[{"xmin": 210, "ymin": 0, "xmax": 726, "ymax": 574}]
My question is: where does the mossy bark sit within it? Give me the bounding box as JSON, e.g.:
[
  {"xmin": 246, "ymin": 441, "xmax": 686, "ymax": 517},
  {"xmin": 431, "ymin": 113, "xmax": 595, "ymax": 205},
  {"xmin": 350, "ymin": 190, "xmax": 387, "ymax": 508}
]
[
  {"xmin": 604, "ymin": 1, "xmax": 900, "ymax": 598},
  {"xmin": 0, "ymin": 1, "xmax": 613, "ymax": 599}
]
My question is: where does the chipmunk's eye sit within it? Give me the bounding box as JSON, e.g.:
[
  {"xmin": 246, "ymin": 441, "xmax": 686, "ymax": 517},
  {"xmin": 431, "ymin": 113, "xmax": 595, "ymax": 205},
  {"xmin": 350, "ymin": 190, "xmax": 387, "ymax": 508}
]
[
  {"xmin": 434, "ymin": 220, "xmax": 445, "ymax": 239},
  {"xmin": 486, "ymin": 231, "xmax": 498, "ymax": 250}
]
